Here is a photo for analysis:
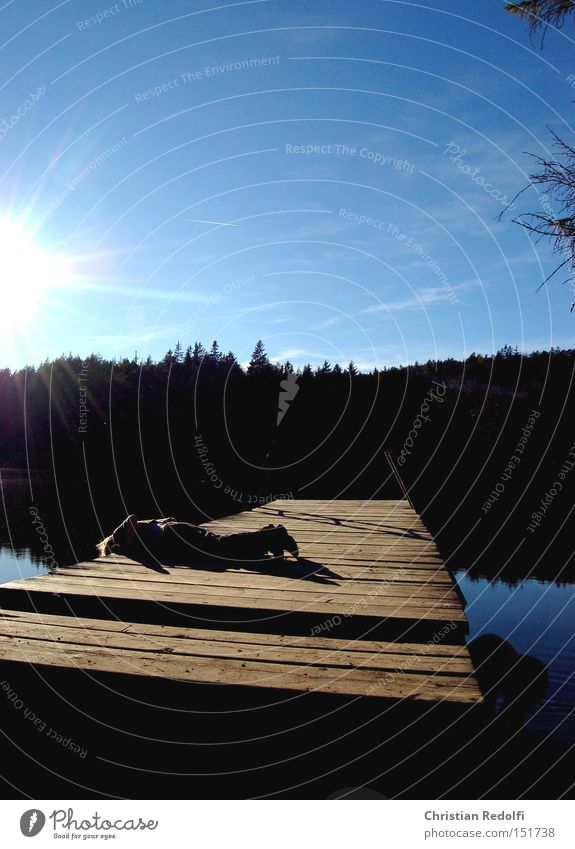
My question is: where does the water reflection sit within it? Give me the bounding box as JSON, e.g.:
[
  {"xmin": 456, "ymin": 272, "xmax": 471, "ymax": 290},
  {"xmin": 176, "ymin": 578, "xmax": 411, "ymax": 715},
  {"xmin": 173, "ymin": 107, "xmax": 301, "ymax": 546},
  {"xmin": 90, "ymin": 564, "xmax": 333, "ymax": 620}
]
[
  {"xmin": 456, "ymin": 571, "xmax": 575, "ymax": 742},
  {"xmin": 468, "ymin": 634, "xmax": 548, "ymax": 724},
  {"xmin": 0, "ymin": 545, "xmax": 50, "ymax": 582}
]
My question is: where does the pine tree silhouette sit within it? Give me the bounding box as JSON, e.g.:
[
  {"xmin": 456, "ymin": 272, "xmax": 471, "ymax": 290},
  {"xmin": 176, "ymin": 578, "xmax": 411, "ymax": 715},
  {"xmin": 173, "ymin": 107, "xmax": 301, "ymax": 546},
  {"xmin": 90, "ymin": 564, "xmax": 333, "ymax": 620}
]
[{"xmin": 248, "ymin": 340, "xmax": 272, "ymax": 374}]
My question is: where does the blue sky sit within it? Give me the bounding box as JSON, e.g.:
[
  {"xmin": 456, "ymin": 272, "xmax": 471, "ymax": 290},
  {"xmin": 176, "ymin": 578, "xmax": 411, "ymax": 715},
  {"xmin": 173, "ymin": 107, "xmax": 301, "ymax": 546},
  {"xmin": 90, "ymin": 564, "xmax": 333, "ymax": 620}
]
[{"xmin": 1, "ymin": 0, "xmax": 575, "ymax": 370}]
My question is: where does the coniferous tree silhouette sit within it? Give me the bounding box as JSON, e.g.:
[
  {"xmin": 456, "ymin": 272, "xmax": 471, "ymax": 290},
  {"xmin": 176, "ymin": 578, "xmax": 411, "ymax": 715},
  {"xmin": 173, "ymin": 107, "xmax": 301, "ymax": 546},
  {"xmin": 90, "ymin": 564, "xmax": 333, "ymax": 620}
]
[{"xmin": 247, "ymin": 340, "xmax": 274, "ymax": 374}]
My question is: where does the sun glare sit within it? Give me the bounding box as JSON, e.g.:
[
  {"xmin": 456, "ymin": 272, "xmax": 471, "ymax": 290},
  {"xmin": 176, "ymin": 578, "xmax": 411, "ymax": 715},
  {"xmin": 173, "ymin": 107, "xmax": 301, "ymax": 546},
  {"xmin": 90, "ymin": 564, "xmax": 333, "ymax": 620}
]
[{"xmin": 0, "ymin": 218, "xmax": 69, "ymax": 331}]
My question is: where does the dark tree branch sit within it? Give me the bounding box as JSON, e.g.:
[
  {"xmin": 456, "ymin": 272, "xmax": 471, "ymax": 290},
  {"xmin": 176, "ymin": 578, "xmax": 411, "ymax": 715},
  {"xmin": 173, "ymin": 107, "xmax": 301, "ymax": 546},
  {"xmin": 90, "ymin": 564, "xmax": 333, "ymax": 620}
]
[
  {"xmin": 504, "ymin": 130, "xmax": 575, "ymax": 307},
  {"xmin": 505, "ymin": 1, "xmax": 575, "ymax": 41}
]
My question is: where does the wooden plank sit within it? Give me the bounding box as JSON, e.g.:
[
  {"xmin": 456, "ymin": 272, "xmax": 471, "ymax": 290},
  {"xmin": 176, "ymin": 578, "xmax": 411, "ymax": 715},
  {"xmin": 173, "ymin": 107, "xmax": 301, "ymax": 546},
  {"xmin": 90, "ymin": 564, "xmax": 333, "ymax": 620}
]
[
  {"xmin": 0, "ymin": 615, "xmax": 475, "ymax": 675},
  {"xmin": 94, "ymin": 552, "xmax": 446, "ymax": 566},
  {"xmin": 0, "ymin": 576, "xmax": 467, "ymax": 619},
  {"xmin": 296, "ymin": 543, "xmax": 440, "ymax": 553},
  {"xmin": 0, "ymin": 640, "xmax": 479, "ymax": 702},
  {"xmin": 53, "ymin": 566, "xmax": 460, "ymax": 600},
  {"xmin": 6, "ymin": 572, "xmax": 459, "ymax": 604},
  {"xmin": 252, "ymin": 501, "xmax": 420, "ymax": 507},
  {"xmin": 204, "ymin": 516, "xmax": 433, "ymax": 530},
  {"xmin": 0, "ymin": 636, "xmax": 481, "ymax": 702},
  {"xmin": 206, "ymin": 534, "xmax": 437, "ymax": 548},
  {"xmin": 86, "ymin": 559, "xmax": 454, "ymax": 583},
  {"xmin": 0, "ymin": 610, "xmax": 467, "ymax": 656},
  {"xmin": 215, "ymin": 516, "xmax": 431, "ymax": 527}
]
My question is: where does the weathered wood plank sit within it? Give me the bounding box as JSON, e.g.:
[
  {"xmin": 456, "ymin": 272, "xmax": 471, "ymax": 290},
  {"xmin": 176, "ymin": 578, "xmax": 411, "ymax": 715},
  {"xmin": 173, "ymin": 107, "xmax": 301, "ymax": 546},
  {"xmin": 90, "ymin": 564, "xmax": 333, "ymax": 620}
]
[
  {"xmin": 0, "ymin": 636, "xmax": 481, "ymax": 702},
  {"xmin": 0, "ymin": 615, "xmax": 475, "ymax": 675},
  {"xmin": 52, "ymin": 566, "xmax": 460, "ymax": 600},
  {"xmin": 0, "ymin": 576, "xmax": 467, "ymax": 619},
  {"xmin": 85, "ymin": 559, "xmax": 453, "ymax": 582},
  {"xmin": 92, "ymin": 550, "xmax": 446, "ymax": 565},
  {"xmin": 0, "ymin": 610, "xmax": 466, "ymax": 655}
]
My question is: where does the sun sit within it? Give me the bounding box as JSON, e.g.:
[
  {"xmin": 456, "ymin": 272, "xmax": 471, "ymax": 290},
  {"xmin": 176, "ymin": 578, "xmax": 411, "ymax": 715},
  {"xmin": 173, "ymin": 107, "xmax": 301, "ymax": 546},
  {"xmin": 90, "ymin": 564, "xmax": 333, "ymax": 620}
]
[{"xmin": 0, "ymin": 217, "xmax": 69, "ymax": 330}]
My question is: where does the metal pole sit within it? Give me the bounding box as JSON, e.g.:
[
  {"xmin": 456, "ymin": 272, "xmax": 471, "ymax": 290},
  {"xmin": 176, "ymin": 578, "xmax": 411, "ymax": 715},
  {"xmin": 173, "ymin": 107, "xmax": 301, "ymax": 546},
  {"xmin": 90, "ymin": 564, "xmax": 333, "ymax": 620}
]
[{"xmin": 384, "ymin": 449, "xmax": 416, "ymax": 510}]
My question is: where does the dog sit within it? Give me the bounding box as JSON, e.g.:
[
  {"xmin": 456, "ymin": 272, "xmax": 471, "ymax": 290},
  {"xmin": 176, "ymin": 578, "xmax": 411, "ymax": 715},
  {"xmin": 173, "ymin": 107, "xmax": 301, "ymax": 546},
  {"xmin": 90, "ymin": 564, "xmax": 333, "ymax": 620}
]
[{"xmin": 97, "ymin": 514, "xmax": 299, "ymax": 563}]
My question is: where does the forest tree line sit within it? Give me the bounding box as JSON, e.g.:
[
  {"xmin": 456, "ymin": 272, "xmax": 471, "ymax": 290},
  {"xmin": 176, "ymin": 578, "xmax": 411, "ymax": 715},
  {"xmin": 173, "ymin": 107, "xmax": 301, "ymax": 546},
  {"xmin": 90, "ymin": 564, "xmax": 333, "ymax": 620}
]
[{"xmin": 0, "ymin": 341, "xmax": 573, "ymax": 580}]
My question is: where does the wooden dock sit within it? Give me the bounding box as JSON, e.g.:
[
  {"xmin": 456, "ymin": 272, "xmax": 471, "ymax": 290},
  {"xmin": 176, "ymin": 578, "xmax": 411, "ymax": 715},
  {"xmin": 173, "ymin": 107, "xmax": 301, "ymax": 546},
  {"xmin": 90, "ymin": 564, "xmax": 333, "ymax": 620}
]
[{"xmin": 0, "ymin": 499, "xmax": 482, "ymax": 706}]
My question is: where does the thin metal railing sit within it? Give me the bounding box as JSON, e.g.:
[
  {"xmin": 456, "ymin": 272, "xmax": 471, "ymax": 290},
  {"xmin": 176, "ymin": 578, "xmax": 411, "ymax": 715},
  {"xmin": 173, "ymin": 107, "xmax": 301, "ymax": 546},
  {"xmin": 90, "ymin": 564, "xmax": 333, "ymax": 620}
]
[{"xmin": 384, "ymin": 449, "xmax": 415, "ymax": 510}]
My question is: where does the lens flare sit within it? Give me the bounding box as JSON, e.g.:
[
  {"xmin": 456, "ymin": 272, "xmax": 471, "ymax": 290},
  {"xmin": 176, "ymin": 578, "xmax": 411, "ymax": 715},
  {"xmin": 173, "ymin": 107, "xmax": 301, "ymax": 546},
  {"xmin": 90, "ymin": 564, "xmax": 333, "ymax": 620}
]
[{"xmin": 0, "ymin": 217, "xmax": 71, "ymax": 333}]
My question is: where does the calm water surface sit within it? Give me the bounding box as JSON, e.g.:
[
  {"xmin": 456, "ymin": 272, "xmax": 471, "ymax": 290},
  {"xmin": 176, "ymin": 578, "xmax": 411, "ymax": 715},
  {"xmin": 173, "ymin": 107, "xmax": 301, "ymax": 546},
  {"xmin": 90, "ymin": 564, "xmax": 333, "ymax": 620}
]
[
  {"xmin": 0, "ymin": 545, "xmax": 50, "ymax": 582},
  {"xmin": 456, "ymin": 571, "xmax": 575, "ymax": 743}
]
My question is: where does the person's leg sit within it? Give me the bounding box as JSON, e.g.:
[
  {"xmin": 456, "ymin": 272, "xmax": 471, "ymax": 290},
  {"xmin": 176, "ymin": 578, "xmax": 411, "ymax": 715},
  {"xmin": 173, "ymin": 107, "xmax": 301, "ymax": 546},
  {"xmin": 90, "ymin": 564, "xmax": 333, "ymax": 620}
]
[
  {"xmin": 214, "ymin": 526, "xmax": 299, "ymax": 560},
  {"xmin": 146, "ymin": 521, "xmax": 299, "ymax": 562},
  {"xmin": 161, "ymin": 522, "xmax": 220, "ymax": 560},
  {"xmin": 214, "ymin": 531, "xmax": 264, "ymax": 561}
]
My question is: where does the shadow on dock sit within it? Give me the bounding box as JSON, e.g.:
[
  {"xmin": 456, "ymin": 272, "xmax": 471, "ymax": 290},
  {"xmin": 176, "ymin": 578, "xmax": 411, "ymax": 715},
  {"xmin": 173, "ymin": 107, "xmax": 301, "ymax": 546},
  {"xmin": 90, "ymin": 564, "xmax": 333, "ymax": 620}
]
[{"xmin": 0, "ymin": 660, "xmax": 567, "ymax": 800}]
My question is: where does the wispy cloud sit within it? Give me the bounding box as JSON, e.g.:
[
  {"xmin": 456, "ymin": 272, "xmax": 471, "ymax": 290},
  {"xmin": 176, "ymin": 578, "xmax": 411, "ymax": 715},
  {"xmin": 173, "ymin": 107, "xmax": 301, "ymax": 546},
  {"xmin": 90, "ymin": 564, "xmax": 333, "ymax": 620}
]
[
  {"xmin": 307, "ymin": 315, "xmax": 346, "ymax": 330},
  {"xmin": 79, "ymin": 324, "xmax": 181, "ymax": 348},
  {"xmin": 270, "ymin": 347, "xmax": 321, "ymax": 362},
  {"xmin": 359, "ymin": 281, "xmax": 479, "ymax": 315},
  {"xmin": 73, "ymin": 280, "xmax": 215, "ymax": 304}
]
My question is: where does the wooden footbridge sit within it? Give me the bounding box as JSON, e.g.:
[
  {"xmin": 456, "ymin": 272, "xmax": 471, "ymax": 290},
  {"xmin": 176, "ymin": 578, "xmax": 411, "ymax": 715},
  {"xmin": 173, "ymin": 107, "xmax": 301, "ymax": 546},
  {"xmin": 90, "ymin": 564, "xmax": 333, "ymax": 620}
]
[{"xmin": 0, "ymin": 499, "xmax": 481, "ymax": 707}]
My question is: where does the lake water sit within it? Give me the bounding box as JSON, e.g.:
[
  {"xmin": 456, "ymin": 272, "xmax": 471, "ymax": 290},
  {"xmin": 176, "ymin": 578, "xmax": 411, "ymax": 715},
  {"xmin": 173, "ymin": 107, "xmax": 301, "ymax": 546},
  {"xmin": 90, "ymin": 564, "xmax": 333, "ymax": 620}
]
[
  {"xmin": 0, "ymin": 542, "xmax": 573, "ymax": 744},
  {"xmin": 455, "ymin": 572, "xmax": 575, "ymax": 743},
  {"xmin": 0, "ymin": 545, "xmax": 50, "ymax": 582}
]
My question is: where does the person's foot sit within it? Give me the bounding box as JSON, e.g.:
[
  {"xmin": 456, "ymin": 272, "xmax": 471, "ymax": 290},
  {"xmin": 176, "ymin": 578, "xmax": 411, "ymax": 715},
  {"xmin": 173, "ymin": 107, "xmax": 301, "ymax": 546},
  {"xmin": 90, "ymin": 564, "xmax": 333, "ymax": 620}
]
[
  {"xmin": 261, "ymin": 524, "xmax": 299, "ymax": 558},
  {"xmin": 283, "ymin": 533, "xmax": 299, "ymax": 558}
]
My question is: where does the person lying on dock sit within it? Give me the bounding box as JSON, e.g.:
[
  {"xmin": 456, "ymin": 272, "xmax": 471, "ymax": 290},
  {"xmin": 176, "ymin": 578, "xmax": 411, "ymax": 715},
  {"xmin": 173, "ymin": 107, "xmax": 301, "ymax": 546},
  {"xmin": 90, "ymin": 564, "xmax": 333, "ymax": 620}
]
[{"xmin": 97, "ymin": 514, "xmax": 299, "ymax": 564}]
